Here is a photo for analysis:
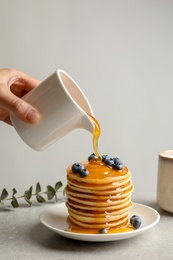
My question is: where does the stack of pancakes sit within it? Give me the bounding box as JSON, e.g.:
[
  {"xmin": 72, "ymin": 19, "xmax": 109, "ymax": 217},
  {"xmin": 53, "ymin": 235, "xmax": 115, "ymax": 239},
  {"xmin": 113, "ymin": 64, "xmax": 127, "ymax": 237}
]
[{"xmin": 65, "ymin": 160, "xmax": 134, "ymax": 231}]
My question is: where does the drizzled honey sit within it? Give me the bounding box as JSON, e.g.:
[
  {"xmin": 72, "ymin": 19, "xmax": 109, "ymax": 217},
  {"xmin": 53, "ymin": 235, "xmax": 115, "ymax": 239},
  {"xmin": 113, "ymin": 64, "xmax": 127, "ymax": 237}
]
[
  {"xmin": 89, "ymin": 115, "xmax": 102, "ymax": 161},
  {"xmin": 67, "ymin": 218, "xmax": 135, "ymax": 234},
  {"xmin": 65, "ymin": 115, "xmax": 134, "ymax": 235}
]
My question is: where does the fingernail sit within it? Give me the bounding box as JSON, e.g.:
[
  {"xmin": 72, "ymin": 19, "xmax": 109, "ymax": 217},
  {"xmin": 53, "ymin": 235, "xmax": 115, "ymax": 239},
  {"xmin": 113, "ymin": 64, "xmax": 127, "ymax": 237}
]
[{"xmin": 26, "ymin": 109, "xmax": 40, "ymax": 123}]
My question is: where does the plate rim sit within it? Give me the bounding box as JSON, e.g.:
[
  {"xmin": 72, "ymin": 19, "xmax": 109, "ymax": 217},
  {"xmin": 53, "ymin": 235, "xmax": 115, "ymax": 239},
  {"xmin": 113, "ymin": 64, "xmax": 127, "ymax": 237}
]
[{"xmin": 40, "ymin": 202, "xmax": 160, "ymax": 242}]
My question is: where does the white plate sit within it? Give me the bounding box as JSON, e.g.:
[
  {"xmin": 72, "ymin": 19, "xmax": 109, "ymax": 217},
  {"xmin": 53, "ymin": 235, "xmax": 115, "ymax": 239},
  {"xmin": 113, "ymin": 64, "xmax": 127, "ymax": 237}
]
[{"xmin": 40, "ymin": 202, "xmax": 160, "ymax": 242}]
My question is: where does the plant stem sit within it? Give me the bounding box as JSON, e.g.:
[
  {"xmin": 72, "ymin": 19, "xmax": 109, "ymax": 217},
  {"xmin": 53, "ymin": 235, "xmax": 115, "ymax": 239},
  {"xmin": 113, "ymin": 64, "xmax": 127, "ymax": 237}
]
[{"xmin": 4, "ymin": 189, "xmax": 64, "ymax": 202}]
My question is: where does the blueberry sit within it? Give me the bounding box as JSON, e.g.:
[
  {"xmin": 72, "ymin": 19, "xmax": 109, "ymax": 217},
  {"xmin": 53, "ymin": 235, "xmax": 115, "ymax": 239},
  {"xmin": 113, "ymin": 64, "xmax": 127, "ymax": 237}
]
[
  {"xmin": 98, "ymin": 228, "xmax": 108, "ymax": 234},
  {"xmin": 102, "ymin": 155, "xmax": 114, "ymax": 167},
  {"xmin": 88, "ymin": 153, "xmax": 97, "ymax": 161},
  {"xmin": 112, "ymin": 157, "xmax": 123, "ymax": 170},
  {"xmin": 130, "ymin": 215, "xmax": 142, "ymax": 229},
  {"xmin": 107, "ymin": 159, "xmax": 115, "ymax": 167},
  {"xmin": 113, "ymin": 157, "xmax": 123, "ymax": 165},
  {"xmin": 72, "ymin": 163, "xmax": 84, "ymax": 173},
  {"xmin": 79, "ymin": 168, "xmax": 89, "ymax": 177},
  {"xmin": 102, "ymin": 155, "xmax": 107, "ymax": 162}
]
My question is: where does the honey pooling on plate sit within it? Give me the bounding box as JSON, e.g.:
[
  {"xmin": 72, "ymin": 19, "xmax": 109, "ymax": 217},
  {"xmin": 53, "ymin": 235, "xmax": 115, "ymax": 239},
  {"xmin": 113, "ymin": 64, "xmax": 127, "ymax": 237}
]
[{"xmin": 65, "ymin": 116, "xmax": 136, "ymax": 234}]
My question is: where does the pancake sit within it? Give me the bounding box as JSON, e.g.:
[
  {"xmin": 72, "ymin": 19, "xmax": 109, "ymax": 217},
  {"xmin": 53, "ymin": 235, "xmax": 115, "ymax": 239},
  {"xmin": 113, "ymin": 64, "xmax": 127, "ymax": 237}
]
[{"xmin": 65, "ymin": 158, "xmax": 134, "ymax": 233}]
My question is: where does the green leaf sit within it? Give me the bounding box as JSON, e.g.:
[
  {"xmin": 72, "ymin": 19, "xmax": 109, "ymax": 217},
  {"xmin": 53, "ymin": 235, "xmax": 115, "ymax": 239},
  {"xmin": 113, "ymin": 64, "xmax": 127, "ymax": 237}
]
[
  {"xmin": 24, "ymin": 186, "xmax": 32, "ymax": 200},
  {"xmin": 36, "ymin": 194, "xmax": 46, "ymax": 203},
  {"xmin": 46, "ymin": 185, "xmax": 55, "ymax": 200},
  {"xmin": 12, "ymin": 188, "xmax": 17, "ymax": 196},
  {"xmin": 11, "ymin": 197, "xmax": 19, "ymax": 208},
  {"xmin": 24, "ymin": 196, "xmax": 32, "ymax": 206},
  {"xmin": 0, "ymin": 188, "xmax": 8, "ymax": 201},
  {"xmin": 35, "ymin": 182, "xmax": 41, "ymax": 193},
  {"xmin": 55, "ymin": 181, "xmax": 63, "ymax": 192}
]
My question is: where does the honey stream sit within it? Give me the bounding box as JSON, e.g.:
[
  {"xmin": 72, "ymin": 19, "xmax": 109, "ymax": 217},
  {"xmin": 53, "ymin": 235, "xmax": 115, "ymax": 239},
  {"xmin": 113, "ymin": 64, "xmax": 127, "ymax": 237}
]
[{"xmin": 89, "ymin": 114, "xmax": 102, "ymax": 161}]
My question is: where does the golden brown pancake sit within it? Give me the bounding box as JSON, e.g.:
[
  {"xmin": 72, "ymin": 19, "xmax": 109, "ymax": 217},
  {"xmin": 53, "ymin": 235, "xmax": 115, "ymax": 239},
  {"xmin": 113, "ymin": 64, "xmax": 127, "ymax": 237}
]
[{"xmin": 65, "ymin": 160, "xmax": 134, "ymax": 232}]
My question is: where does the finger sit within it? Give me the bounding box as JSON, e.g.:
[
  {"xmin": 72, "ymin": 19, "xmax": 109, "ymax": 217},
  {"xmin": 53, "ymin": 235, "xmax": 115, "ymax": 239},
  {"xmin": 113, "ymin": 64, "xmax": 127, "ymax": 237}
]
[
  {"xmin": 1, "ymin": 68, "xmax": 40, "ymax": 85},
  {"xmin": 11, "ymin": 75, "xmax": 40, "ymax": 92},
  {"xmin": 0, "ymin": 87, "xmax": 40, "ymax": 124},
  {"xmin": 10, "ymin": 75, "xmax": 40, "ymax": 98},
  {"xmin": 1, "ymin": 68, "xmax": 40, "ymax": 92},
  {"xmin": 0, "ymin": 107, "xmax": 12, "ymax": 125}
]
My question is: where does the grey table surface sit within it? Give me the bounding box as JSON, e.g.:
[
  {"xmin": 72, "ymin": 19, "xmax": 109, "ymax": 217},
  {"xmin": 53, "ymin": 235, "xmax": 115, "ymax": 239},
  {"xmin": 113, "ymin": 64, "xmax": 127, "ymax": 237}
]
[{"xmin": 0, "ymin": 196, "xmax": 172, "ymax": 260}]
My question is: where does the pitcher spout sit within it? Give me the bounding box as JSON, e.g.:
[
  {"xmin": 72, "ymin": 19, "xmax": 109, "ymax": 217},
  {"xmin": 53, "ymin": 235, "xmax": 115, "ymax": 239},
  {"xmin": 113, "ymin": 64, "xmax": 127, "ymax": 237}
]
[{"xmin": 78, "ymin": 113, "xmax": 95, "ymax": 134}]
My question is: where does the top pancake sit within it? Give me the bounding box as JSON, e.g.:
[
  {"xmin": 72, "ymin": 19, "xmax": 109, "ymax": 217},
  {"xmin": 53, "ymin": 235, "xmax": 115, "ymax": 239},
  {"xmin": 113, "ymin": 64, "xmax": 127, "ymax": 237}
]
[{"xmin": 67, "ymin": 160, "xmax": 130, "ymax": 185}]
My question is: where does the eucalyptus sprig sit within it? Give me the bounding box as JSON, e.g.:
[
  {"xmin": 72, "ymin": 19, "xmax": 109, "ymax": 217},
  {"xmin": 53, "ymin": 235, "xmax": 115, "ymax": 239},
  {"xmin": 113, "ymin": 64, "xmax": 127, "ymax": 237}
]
[{"xmin": 0, "ymin": 181, "xmax": 63, "ymax": 208}]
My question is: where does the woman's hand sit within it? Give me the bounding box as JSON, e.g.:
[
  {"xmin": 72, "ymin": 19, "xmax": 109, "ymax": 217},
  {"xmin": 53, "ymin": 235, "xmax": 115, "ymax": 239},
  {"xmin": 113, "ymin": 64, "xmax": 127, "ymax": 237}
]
[{"xmin": 0, "ymin": 68, "xmax": 40, "ymax": 125}]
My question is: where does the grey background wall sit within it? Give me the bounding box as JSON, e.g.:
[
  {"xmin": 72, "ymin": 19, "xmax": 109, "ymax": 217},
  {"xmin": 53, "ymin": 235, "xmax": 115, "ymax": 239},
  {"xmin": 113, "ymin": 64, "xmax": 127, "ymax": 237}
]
[{"xmin": 0, "ymin": 0, "xmax": 173, "ymax": 199}]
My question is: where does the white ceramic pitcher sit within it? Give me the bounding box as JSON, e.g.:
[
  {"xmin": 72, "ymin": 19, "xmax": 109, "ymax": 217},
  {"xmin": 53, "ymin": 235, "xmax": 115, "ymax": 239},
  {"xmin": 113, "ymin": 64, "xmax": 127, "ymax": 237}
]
[{"xmin": 10, "ymin": 69, "xmax": 94, "ymax": 151}]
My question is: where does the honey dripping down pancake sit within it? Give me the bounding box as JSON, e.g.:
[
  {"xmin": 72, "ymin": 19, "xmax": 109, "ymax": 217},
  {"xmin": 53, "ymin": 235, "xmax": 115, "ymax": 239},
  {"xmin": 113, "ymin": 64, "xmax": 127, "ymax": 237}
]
[{"xmin": 65, "ymin": 116, "xmax": 142, "ymax": 234}]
